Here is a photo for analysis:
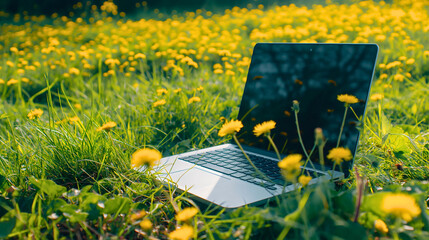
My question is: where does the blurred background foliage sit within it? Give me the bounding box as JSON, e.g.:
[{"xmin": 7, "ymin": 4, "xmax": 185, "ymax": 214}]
[{"xmin": 0, "ymin": 0, "xmax": 391, "ymax": 16}]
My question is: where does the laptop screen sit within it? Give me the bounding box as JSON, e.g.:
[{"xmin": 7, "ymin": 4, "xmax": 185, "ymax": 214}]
[{"xmin": 237, "ymin": 43, "xmax": 378, "ymax": 175}]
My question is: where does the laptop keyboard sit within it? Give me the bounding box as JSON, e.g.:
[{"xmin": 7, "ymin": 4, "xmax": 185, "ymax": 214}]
[{"xmin": 179, "ymin": 148, "xmax": 319, "ymax": 190}]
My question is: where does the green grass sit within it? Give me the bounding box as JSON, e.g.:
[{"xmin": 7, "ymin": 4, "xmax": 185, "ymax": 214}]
[{"xmin": 0, "ymin": 0, "xmax": 428, "ymax": 239}]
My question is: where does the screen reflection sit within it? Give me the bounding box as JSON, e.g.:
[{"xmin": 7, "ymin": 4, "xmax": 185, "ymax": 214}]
[{"xmin": 237, "ymin": 43, "xmax": 378, "ymax": 175}]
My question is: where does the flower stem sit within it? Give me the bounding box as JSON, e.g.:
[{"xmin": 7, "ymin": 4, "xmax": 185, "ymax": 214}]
[
  {"xmin": 318, "ymin": 142, "xmax": 325, "ymax": 172},
  {"xmin": 267, "ymin": 135, "xmax": 281, "ymax": 160},
  {"xmin": 301, "ymin": 144, "xmax": 319, "ymax": 177},
  {"xmin": 233, "ymin": 134, "xmax": 271, "ymax": 182},
  {"xmin": 377, "ymin": 102, "xmax": 382, "ymax": 138},
  {"xmin": 337, "ymin": 105, "xmax": 349, "ymax": 148},
  {"xmin": 294, "ymin": 111, "xmax": 309, "ymax": 159}
]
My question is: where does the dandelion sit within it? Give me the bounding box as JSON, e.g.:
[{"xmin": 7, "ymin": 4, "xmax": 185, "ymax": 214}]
[
  {"xmin": 131, "ymin": 148, "xmax": 162, "ymax": 168},
  {"xmin": 213, "ymin": 69, "xmax": 223, "ymax": 74},
  {"xmin": 176, "ymin": 207, "xmax": 199, "ymax": 222},
  {"xmin": 370, "ymin": 93, "xmax": 384, "ymax": 101},
  {"xmin": 7, "ymin": 79, "xmax": 19, "ymax": 86},
  {"xmin": 153, "ymin": 99, "xmax": 166, "ymax": 107},
  {"xmin": 156, "ymin": 88, "xmax": 168, "ymax": 95},
  {"xmin": 69, "ymin": 67, "xmax": 80, "ymax": 75},
  {"xmin": 169, "ymin": 225, "xmax": 194, "ymax": 240},
  {"xmin": 188, "ymin": 96, "xmax": 201, "ymax": 104},
  {"xmin": 298, "ymin": 175, "xmax": 312, "ymax": 187},
  {"xmin": 381, "ymin": 193, "xmax": 421, "ymax": 222},
  {"xmin": 27, "ymin": 109, "xmax": 44, "ymax": 119},
  {"xmin": 97, "ymin": 121, "xmax": 117, "ymax": 132},
  {"xmin": 253, "ymin": 120, "xmax": 276, "ymax": 137},
  {"xmin": 0, "ymin": 79, "xmax": 4, "ymax": 84},
  {"xmin": 134, "ymin": 53, "xmax": 146, "ymax": 59},
  {"xmin": 337, "ymin": 94, "xmax": 359, "ymax": 104},
  {"xmin": 406, "ymin": 58, "xmax": 415, "ymax": 65},
  {"xmin": 130, "ymin": 210, "xmax": 147, "ymax": 221},
  {"xmin": 68, "ymin": 116, "xmax": 80, "ymax": 124},
  {"xmin": 374, "ymin": 219, "xmax": 388, "ymax": 234},
  {"xmin": 278, "ymin": 154, "xmax": 303, "ymax": 180},
  {"xmin": 139, "ymin": 219, "xmax": 153, "ymax": 231},
  {"xmin": 379, "ymin": 73, "xmax": 388, "ymax": 80},
  {"xmin": 393, "ymin": 74, "xmax": 404, "ymax": 81},
  {"xmin": 174, "ymin": 88, "xmax": 182, "ymax": 93},
  {"xmin": 218, "ymin": 120, "xmax": 243, "ymax": 137},
  {"xmin": 327, "ymin": 147, "xmax": 352, "ymax": 164},
  {"xmin": 278, "ymin": 154, "xmax": 302, "ymax": 172},
  {"xmin": 74, "ymin": 103, "xmax": 82, "ymax": 110}
]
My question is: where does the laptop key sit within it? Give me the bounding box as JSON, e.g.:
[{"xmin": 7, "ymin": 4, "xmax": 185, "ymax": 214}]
[
  {"xmin": 231, "ymin": 172, "xmax": 246, "ymax": 178},
  {"xmin": 199, "ymin": 163, "xmax": 235, "ymax": 175}
]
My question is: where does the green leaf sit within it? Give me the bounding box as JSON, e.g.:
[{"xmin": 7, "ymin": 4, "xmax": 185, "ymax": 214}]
[
  {"xmin": 60, "ymin": 204, "xmax": 88, "ymax": 223},
  {"xmin": 332, "ymin": 190, "xmax": 355, "ymax": 218},
  {"xmin": 331, "ymin": 221, "xmax": 367, "ymax": 240},
  {"xmin": 380, "ymin": 113, "xmax": 392, "ymax": 137},
  {"xmin": 46, "ymin": 198, "xmax": 67, "ymax": 216},
  {"xmin": 0, "ymin": 211, "xmax": 16, "ymax": 238},
  {"xmin": 80, "ymin": 193, "xmax": 106, "ymax": 220},
  {"xmin": 29, "ymin": 177, "xmax": 66, "ymax": 199},
  {"xmin": 0, "ymin": 175, "xmax": 10, "ymax": 193},
  {"xmin": 103, "ymin": 197, "xmax": 132, "ymax": 216}
]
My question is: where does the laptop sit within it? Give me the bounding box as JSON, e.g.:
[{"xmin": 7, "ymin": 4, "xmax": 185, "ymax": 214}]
[{"xmin": 153, "ymin": 43, "xmax": 379, "ymax": 209}]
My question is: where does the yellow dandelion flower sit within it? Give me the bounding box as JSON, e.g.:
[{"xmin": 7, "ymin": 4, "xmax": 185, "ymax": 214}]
[
  {"xmin": 68, "ymin": 116, "xmax": 80, "ymax": 124},
  {"xmin": 381, "ymin": 193, "xmax": 421, "ymax": 222},
  {"xmin": 130, "ymin": 210, "xmax": 147, "ymax": 222},
  {"xmin": 393, "ymin": 74, "xmax": 404, "ymax": 81},
  {"xmin": 169, "ymin": 225, "xmax": 194, "ymax": 240},
  {"xmin": 188, "ymin": 96, "xmax": 201, "ymax": 104},
  {"xmin": 131, "ymin": 148, "xmax": 162, "ymax": 168},
  {"xmin": 156, "ymin": 88, "xmax": 168, "ymax": 95},
  {"xmin": 7, "ymin": 79, "xmax": 19, "ymax": 86},
  {"xmin": 6, "ymin": 61, "xmax": 15, "ymax": 67},
  {"xmin": 337, "ymin": 94, "xmax": 359, "ymax": 104},
  {"xmin": 0, "ymin": 79, "xmax": 5, "ymax": 84},
  {"xmin": 74, "ymin": 103, "xmax": 82, "ymax": 110},
  {"xmin": 97, "ymin": 121, "xmax": 117, "ymax": 132},
  {"xmin": 327, "ymin": 147, "xmax": 352, "ymax": 164},
  {"xmin": 374, "ymin": 219, "xmax": 388, "ymax": 234},
  {"xmin": 139, "ymin": 219, "xmax": 153, "ymax": 231},
  {"xmin": 253, "ymin": 120, "xmax": 276, "ymax": 137},
  {"xmin": 278, "ymin": 154, "xmax": 303, "ymax": 181},
  {"xmin": 176, "ymin": 207, "xmax": 199, "ymax": 222},
  {"xmin": 370, "ymin": 93, "xmax": 384, "ymax": 101},
  {"xmin": 379, "ymin": 73, "xmax": 388, "ymax": 80},
  {"xmin": 298, "ymin": 175, "xmax": 312, "ymax": 187},
  {"xmin": 153, "ymin": 99, "xmax": 166, "ymax": 107},
  {"xmin": 174, "ymin": 88, "xmax": 182, "ymax": 93},
  {"xmin": 406, "ymin": 58, "xmax": 415, "ymax": 65},
  {"xmin": 278, "ymin": 154, "xmax": 302, "ymax": 172},
  {"xmin": 134, "ymin": 53, "xmax": 146, "ymax": 59},
  {"xmin": 69, "ymin": 67, "xmax": 80, "ymax": 75},
  {"xmin": 27, "ymin": 109, "xmax": 44, "ymax": 120},
  {"xmin": 218, "ymin": 120, "xmax": 243, "ymax": 137},
  {"xmin": 213, "ymin": 69, "xmax": 223, "ymax": 74}
]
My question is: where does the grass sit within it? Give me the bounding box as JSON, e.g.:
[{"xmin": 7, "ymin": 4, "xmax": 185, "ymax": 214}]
[{"xmin": 0, "ymin": 0, "xmax": 428, "ymax": 239}]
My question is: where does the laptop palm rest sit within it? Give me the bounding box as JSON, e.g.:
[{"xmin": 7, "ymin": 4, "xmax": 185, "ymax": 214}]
[{"xmin": 156, "ymin": 158, "xmax": 287, "ymax": 208}]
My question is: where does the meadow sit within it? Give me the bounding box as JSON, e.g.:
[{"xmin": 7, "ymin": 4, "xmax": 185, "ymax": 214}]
[{"xmin": 0, "ymin": 0, "xmax": 428, "ymax": 239}]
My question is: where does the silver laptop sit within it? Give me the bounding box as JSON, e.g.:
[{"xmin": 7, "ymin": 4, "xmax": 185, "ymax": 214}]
[{"xmin": 153, "ymin": 43, "xmax": 378, "ymax": 209}]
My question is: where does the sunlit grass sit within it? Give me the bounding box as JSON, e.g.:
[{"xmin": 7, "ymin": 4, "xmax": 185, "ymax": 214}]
[{"xmin": 0, "ymin": 0, "xmax": 428, "ymax": 238}]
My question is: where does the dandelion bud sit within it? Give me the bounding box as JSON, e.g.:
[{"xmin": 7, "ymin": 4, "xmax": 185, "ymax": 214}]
[
  {"xmin": 292, "ymin": 100, "xmax": 300, "ymax": 113},
  {"xmin": 314, "ymin": 128, "xmax": 324, "ymax": 147}
]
